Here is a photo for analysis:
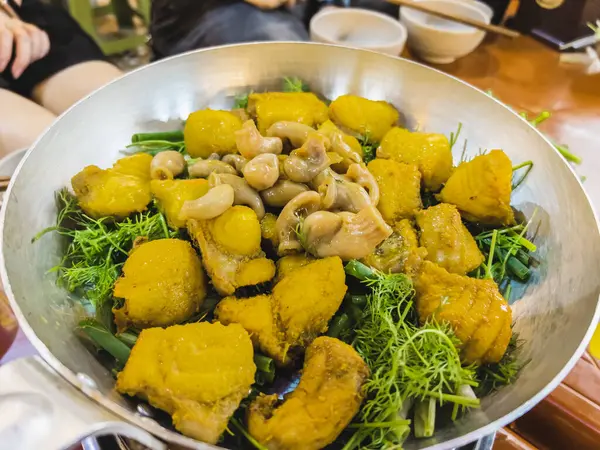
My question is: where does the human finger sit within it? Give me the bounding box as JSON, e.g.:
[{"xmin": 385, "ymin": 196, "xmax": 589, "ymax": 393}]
[
  {"xmin": 0, "ymin": 27, "xmax": 13, "ymax": 73},
  {"xmin": 11, "ymin": 25, "xmax": 33, "ymax": 78}
]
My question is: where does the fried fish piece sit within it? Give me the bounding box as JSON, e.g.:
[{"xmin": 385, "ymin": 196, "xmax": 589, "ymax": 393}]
[
  {"xmin": 416, "ymin": 203, "xmax": 484, "ymax": 275},
  {"xmin": 377, "ymin": 127, "xmax": 452, "ymax": 192},
  {"xmin": 248, "ymin": 92, "xmax": 329, "ymax": 134},
  {"xmin": 151, "ymin": 178, "xmax": 209, "ymax": 228},
  {"xmin": 71, "ymin": 154, "xmax": 153, "ymax": 219},
  {"xmin": 328, "ymin": 94, "xmax": 399, "ymax": 142},
  {"xmin": 414, "ymin": 261, "xmax": 512, "ymax": 364},
  {"xmin": 248, "ymin": 336, "xmax": 369, "ymax": 450},
  {"xmin": 113, "ymin": 239, "xmax": 206, "ymax": 331},
  {"xmin": 184, "ymin": 109, "xmax": 243, "ymax": 158},
  {"xmin": 362, "ymin": 219, "xmax": 427, "ymax": 276},
  {"xmin": 367, "ymin": 159, "xmax": 422, "ymax": 224},
  {"xmin": 215, "ymin": 257, "xmax": 347, "ymax": 365},
  {"xmin": 116, "ymin": 322, "xmax": 255, "ymax": 444},
  {"xmin": 188, "ymin": 205, "xmax": 276, "ymax": 296},
  {"xmin": 437, "ymin": 150, "xmax": 515, "ymax": 226},
  {"xmin": 275, "ymin": 254, "xmax": 314, "ymax": 282}
]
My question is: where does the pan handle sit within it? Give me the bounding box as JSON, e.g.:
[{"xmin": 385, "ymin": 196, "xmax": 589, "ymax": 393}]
[{"xmin": 0, "ymin": 356, "xmax": 166, "ymax": 450}]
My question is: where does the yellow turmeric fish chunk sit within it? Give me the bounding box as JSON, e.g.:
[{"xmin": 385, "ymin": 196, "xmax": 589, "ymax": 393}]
[
  {"xmin": 362, "ymin": 219, "xmax": 427, "ymax": 276},
  {"xmin": 215, "ymin": 257, "xmax": 347, "ymax": 365},
  {"xmin": 188, "ymin": 205, "xmax": 275, "ymax": 296},
  {"xmin": 414, "ymin": 261, "xmax": 512, "ymax": 365},
  {"xmin": 275, "ymin": 254, "xmax": 314, "ymax": 282},
  {"xmin": 151, "ymin": 179, "xmax": 209, "ymax": 228},
  {"xmin": 248, "ymin": 337, "xmax": 369, "ymax": 450},
  {"xmin": 368, "ymin": 159, "xmax": 422, "ymax": 224},
  {"xmin": 113, "ymin": 239, "xmax": 206, "ymax": 331},
  {"xmin": 116, "ymin": 322, "xmax": 255, "ymax": 444},
  {"xmin": 184, "ymin": 109, "xmax": 243, "ymax": 158},
  {"xmin": 248, "ymin": 92, "xmax": 329, "ymax": 134},
  {"xmin": 437, "ymin": 150, "xmax": 515, "ymax": 226},
  {"xmin": 377, "ymin": 127, "xmax": 452, "ymax": 192},
  {"xmin": 260, "ymin": 212, "xmax": 279, "ymax": 250},
  {"xmin": 416, "ymin": 203, "xmax": 484, "ymax": 275},
  {"xmin": 328, "ymin": 94, "xmax": 399, "ymax": 143},
  {"xmin": 71, "ymin": 154, "xmax": 153, "ymax": 219}
]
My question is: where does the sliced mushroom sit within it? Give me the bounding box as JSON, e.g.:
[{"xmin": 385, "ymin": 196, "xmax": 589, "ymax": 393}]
[
  {"xmin": 283, "ymin": 134, "xmax": 330, "ymax": 183},
  {"xmin": 209, "ymin": 172, "xmax": 265, "ymax": 219},
  {"xmin": 275, "ymin": 191, "xmax": 321, "ymax": 256},
  {"xmin": 207, "ymin": 153, "xmax": 222, "ymax": 160},
  {"xmin": 243, "ymin": 154, "xmax": 280, "ymax": 191},
  {"xmin": 178, "ymin": 184, "xmax": 235, "ymax": 221},
  {"xmin": 266, "ymin": 121, "xmax": 315, "ymax": 148},
  {"xmin": 235, "ymin": 120, "xmax": 283, "ymax": 159},
  {"xmin": 329, "ymin": 131, "xmax": 362, "ymax": 166},
  {"xmin": 345, "ymin": 163, "xmax": 380, "ymax": 206},
  {"xmin": 150, "ymin": 151, "xmax": 185, "ymax": 180},
  {"xmin": 317, "ymin": 171, "xmax": 371, "ymax": 213},
  {"xmin": 301, "ymin": 206, "xmax": 393, "ymax": 260},
  {"xmin": 261, "ymin": 180, "xmax": 310, "ymax": 208},
  {"xmin": 222, "ymin": 154, "xmax": 248, "ymax": 174},
  {"xmin": 189, "ymin": 159, "xmax": 237, "ymax": 178}
]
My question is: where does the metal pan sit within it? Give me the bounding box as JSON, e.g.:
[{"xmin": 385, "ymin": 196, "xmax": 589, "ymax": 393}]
[{"xmin": 0, "ymin": 43, "xmax": 599, "ymax": 450}]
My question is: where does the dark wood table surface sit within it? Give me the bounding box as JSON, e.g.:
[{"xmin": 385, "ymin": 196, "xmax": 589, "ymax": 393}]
[{"xmin": 1, "ymin": 33, "xmax": 600, "ymax": 450}]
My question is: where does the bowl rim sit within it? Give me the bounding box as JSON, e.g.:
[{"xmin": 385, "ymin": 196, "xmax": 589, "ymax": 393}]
[
  {"xmin": 401, "ymin": 0, "xmax": 490, "ymax": 35},
  {"xmin": 310, "ymin": 7, "xmax": 407, "ymax": 50},
  {"xmin": 1, "ymin": 41, "xmax": 599, "ymax": 450}
]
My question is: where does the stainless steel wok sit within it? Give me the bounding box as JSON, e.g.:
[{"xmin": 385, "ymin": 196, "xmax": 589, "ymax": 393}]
[{"xmin": 1, "ymin": 43, "xmax": 599, "ymax": 450}]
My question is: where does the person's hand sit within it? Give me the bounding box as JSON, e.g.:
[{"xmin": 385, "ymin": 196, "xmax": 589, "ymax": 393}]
[
  {"xmin": 0, "ymin": 12, "xmax": 50, "ymax": 79},
  {"xmin": 245, "ymin": 0, "xmax": 297, "ymax": 9}
]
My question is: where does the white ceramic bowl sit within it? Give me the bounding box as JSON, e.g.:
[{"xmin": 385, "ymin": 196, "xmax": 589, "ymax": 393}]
[
  {"xmin": 400, "ymin": 0, "xmax": 490, "ymax": 64},
  {"xmin": 310, "ymin": 8, "xmax": 407, "ymax": 56}
]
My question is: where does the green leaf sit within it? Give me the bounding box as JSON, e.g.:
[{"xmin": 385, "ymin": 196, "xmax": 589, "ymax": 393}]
[{"xmin": 79, "ymin": 318, "xmax": 131, "ymax": 366}]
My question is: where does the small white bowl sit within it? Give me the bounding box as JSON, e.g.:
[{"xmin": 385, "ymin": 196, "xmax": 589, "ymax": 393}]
[
  {"xmin": 310, "ymin": 8, "xmax": 407, "ymax": 56},
  {"xmin": 400, "ymin": 0, "xmax": 489, "ymax": 64}
]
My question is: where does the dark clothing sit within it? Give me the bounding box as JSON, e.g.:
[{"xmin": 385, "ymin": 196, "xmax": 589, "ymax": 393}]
[
  {"xmin": 150, "ymin": 0, "xmax": 309, "ymax": 59},
  {"xmin": 0, "ymin": 0, "xmax": 106, "ymax": 98}
]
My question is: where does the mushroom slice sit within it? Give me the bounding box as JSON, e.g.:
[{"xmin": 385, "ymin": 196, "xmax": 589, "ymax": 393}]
[
  {"xmin": 150, "ymin": 151, "xmax": 186, "ymax": 180},
  {"xmin": 261, "ymin": 180, "xmax": 309, "ymax": 208},
  {"xmin": 266, "ymin": 121, "xmax": 315, "ymax": 148},
  {"xmin": 275, "ymin": 191, "xmax": 321, "ymax": 256},
  {"xmin": 345, "ymin": 163, "xmax": 380, "ymax": 206},
  {"xmin": 178, "ymin": 184, "xmax": 235, "ymax": 221},
  {"xmin": 235, "ymin": 120, "xmax": 283, "ymax": 159},
  {"xmin": 283, "ymin": 134, "xmax": 330, "ymax": 183},
  {"xmin": 222, "ymin": 154, "xmax": 248, "ymax": 174},
  {"xmin": 209, "ymin": 173, "xmax": 265, "ymax": 219},
  {"xmin": 302, "ymin": 206, "xmax": 393, "ymax": 260},
  {"xmin": 243, "ymin": 154, "xmax": 280, "ymax": 191},
  {"xmin": 189, "ymin": 159, "xmax": 238, "ymax": 178}
]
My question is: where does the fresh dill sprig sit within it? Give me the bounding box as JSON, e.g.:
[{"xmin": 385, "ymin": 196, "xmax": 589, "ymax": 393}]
[
  {"xmin": 512, "ymin": 160, "xmax": 534, "ymax": 190},
  {"xmin": 234, "ymin": 93, "xmax": 250, "ymax": 109},
  {"xmin": 343, "ymin": 261, "xmax": 480, "ymax": 449},
  {"xmin": 35, "ymin": 189, "xmax": 176, "ymax": 312},
  {"xmin": 449, "ymin": 122, "xmax": 463, "ymax": 152},
  {"xmin": 358, "ymin": 134, "xmax": 377, "ymax": 164},
  {"xmin": 283, "ymin": 76, "xmax": 308, "ymax": 93}
]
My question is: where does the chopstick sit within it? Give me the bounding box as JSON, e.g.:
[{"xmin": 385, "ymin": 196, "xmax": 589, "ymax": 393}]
[
  {"xmin": 388, "ymin": 0, "xmax": 521, "ymax": 39},
  {"xmin": 0, "ymin": 176, "xmax": 11, "ymax": 192}
]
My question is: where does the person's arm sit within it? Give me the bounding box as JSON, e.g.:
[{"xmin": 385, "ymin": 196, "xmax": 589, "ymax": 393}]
[{"xmin": 0, "ymin": 2, "xmax": 50, "ymax": 79}]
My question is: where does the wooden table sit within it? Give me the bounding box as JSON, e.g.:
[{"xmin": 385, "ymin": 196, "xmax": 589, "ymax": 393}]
[
  {"xmin": 1, "ymin": 34, "xmax": 600, "ymax": 450},
  {"xmin": 413, "ymin": 35, "xmax": 600, "ymax": 450}
]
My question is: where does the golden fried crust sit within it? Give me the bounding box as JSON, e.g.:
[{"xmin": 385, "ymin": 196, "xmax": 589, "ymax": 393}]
[
  {"xmin": 116, "ymin": 322, "xmax": 255, "ymax": 444},
  {"xmin": 249, "ymin": 92, "xmax": 329, "ymax": 134},
  {"xmin": 275, "ymin": 254, "xmax": 314, "ymax": 282},
  {"xmin": 112, "ymin": 239, "xmax": 206, "ymax": 331},
  {"xmin": 214, "ymin": 257, "xmax": 347, "ymax": 366},
  {"xmin": 437, "ymin": 150, "xmax": 515, "ymax": 226},
  {"xmin": 151, "ymin": 179, "xmax": 209, "ymax": 228},
  {"xmin": 414, "ymin": 261, "xmax": 512, "ymax": 365},
  {"xmin": 71, "ymin": 154, "xmax": 153, "ymax": 219},
  {"xmin": 184, "ymin": 109, "xmax": 243, "ymax": 158},
  {"xmin": 187, "ymin": 206, "xmax": 276, "ymax": 296},
  {"xmin": 328, "ymin": 94, "xmax": 399, "ymax": 142},
  {"xmin": 247, "ymin": 337, "xmax": 369, "ymax": 450},
  {"xmin": 367, "ymin": 159, "xmax": 422, "ymax": 223},
  {"xmin": 361, "ymin": 219, "xmax": 427, "ymax": 276},
  {"xmin": 416, "ymin": 203, "xmax": 484, "ymax": 275},
  {"xmin": 377, "ymin": 127, "xmax": 452, "ymax": 192}
]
